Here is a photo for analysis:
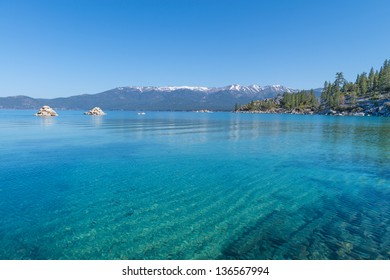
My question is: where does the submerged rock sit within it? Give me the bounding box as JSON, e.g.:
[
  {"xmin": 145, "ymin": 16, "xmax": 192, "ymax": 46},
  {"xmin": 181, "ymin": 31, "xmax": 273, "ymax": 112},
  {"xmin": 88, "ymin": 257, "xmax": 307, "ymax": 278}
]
[
  {"xmin": 84, "ymin": 107, "xmax": 106, "ymax": 115},
  {"xmin": 35, "ymin": 105, "xmax": 58, "ymax": 117}
]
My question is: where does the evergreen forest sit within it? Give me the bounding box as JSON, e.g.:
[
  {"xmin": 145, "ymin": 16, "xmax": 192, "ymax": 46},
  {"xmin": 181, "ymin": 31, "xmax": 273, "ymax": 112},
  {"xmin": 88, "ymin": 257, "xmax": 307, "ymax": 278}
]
[
  {"xmin": 320, "ymin": 59, "xmax": 390, "ymax": 110},
  {"xmin": 237, "ymin": 59, "xmax": 390, "ymax": 115}
]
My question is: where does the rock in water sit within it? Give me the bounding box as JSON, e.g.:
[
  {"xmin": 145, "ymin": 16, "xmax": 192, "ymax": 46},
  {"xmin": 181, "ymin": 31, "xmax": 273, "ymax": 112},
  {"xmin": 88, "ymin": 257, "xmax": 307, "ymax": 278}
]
[
  {"xmin": 35, "ymin": 105, "xmax": 58, "ymax": 117},
  {"xmin": 84, "ymin": 107, "xmax": 106, "ymax": 115}
]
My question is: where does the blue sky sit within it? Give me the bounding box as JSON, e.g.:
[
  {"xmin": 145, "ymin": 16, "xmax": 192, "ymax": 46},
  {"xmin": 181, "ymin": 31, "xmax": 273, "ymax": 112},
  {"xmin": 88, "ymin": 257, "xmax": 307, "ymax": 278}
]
[{"xmin": 0, "ymin": 0, "xmax": 389, "ymax": 98}]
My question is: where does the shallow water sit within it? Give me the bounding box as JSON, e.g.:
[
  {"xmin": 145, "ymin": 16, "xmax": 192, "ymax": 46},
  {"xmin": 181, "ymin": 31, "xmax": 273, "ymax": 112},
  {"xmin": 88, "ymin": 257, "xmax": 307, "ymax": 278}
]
[{"xmin": 0, "ymin": 110, "xmax": 389, "ymax": 259}]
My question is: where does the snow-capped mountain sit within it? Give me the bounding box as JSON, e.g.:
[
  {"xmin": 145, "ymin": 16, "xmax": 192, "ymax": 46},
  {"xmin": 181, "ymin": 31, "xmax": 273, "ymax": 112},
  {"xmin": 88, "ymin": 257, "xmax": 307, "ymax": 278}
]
[
  {"xmin": 0, "ymin": 84, "xmax": 298, "ymax": 111},
  {"xmin": 118, "ymin": 84, "xmax": 296, "ymax": 94},
  {"xmin": 218, "ymin": 84, "xmax": 294, "ymax": 93},
  {"xmin": 117, "ymin": 86, "xmax": 211, "ymax": 93}
]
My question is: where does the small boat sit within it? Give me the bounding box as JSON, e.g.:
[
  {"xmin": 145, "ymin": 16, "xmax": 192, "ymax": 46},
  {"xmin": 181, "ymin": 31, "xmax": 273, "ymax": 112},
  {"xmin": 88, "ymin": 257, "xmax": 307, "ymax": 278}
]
[{"xmin": 137, "ymin": 112, "xmax": 146, "ymax": 115}]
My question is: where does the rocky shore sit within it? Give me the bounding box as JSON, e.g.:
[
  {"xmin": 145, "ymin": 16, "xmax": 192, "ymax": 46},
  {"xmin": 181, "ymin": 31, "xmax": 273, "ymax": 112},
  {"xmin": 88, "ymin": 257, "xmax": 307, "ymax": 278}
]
[
  {"xmin": 238, "ymin": 108, "xmax": 316, "ymax": 115},
  {"xmin": 237, "ymin": 96, "xmax": 390, "ymax": 117},
  {"xmin": 319, "ymin": 99, "xmax": 390, "ymax": 117}
]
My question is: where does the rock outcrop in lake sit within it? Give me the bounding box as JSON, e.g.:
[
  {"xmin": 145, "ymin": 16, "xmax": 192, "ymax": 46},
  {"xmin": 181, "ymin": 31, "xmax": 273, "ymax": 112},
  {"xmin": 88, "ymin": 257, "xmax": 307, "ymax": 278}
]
[
  {"xmin": 35, "ymin": 105, "xmax": 58, "ymax": 117},
  {"xmin": 84, "ymin": 107, "xmax": 106, "ymax": 115}
]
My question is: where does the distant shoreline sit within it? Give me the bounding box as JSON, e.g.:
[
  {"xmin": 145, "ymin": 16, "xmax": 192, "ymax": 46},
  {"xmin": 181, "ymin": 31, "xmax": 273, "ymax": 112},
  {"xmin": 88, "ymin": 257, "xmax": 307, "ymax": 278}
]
[{"xmin": 1, "ymin": 108, "xmax": 389, "ymax": 117}]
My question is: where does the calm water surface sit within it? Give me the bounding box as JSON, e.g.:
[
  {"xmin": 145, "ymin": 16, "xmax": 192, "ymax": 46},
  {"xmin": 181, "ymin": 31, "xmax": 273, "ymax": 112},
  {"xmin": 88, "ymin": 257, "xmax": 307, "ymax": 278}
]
[{"xmin": 0, "ymin": 110, "xmax": 389, "ymax": 259}]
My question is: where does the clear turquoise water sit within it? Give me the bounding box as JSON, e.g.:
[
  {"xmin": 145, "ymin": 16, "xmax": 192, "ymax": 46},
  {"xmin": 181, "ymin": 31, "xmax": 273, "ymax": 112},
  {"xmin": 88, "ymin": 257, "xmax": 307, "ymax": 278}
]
[{"xmin": 0, "ymin": 110, "xmax": 389, "ymax": 260}]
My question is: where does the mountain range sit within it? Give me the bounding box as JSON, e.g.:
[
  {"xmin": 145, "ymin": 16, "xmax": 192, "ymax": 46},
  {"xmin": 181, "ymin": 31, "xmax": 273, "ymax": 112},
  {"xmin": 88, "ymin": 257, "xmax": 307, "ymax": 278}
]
[{"xmin": 0, "ymin": 84, "xmax": 319, "ymax": 111}]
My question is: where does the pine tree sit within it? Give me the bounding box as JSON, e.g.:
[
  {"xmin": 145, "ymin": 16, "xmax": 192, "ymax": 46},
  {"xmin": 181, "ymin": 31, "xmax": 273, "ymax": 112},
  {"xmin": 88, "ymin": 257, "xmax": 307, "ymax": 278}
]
[
  {"xmin": 335, "ymin": 72, "xmax": 346, "ymax": 91},
  {"xmin": 358, "ymin": 73, "xmax": 368, "ymax": 96},
  {"xmin": 309, "ymin": 89, "xmax": 319, "ymax": 108},
  {"xmin": 379, "ymin": 59, "xmax": 390, "ymax": 92},
  {"xmin": 320, "ymin": 81, "xmax": 330, "ymax": 108},
  {"xmin": 373, "ymin": 70, "xmax": 380, "ymax": 92},
  {"xmin": 249, "ymin": 100, "xmax": 255, "ymax": 110},
  {"xmin": 368, "ymin": 67, "xmax": 375, "ymax": 92}
]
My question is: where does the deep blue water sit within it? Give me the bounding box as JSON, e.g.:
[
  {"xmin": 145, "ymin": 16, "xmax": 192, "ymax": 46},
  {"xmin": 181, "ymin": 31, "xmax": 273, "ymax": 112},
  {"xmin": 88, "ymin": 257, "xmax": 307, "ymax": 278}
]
[{"xmin": 0, "ymin": 110, "xmax": 389, "ymax": 259}]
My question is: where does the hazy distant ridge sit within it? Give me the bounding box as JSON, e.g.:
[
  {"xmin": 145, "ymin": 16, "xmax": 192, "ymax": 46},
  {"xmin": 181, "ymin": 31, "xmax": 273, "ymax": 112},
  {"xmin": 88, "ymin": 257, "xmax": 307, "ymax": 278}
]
[{"xmin": 0, "ymin": 84, "xmax": 302, "ymax": 111}]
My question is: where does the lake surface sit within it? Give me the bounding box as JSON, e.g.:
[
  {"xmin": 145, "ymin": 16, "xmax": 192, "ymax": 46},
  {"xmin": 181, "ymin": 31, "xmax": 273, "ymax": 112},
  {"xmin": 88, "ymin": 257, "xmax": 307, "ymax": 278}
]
[{"xmin": 0, "ymin": 110, "xmax": 389, "ymax": 259}]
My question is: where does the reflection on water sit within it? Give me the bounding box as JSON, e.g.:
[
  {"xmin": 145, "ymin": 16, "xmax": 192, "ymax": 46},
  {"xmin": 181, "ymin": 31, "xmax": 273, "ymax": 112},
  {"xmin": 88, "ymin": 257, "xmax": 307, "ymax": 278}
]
[
  {"xmin": 39, "ymin": 116, "xmax": 57, "ymax": 127},
  {"xmin": 0, "ymin": 111, "xmax": 389, "ymax": 259},
  {"xmin": 88, "ymin": 115, "xmax": 104, "ymax": 127}
]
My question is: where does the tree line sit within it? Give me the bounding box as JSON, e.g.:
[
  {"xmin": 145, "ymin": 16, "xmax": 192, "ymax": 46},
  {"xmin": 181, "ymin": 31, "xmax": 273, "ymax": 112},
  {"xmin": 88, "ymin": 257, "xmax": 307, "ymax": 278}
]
[
  {"xmin": 237, "ymin": 58, "xmax": 390, "ymax": 112},
  {"xmin": 320, "ymin": 59, "xmax": 390, "ymax": 110},
  {"xmin": 237, "ymin": 89, "xmax": 319, "ymax": 112},
  {"xmin": 281, "ymin": 90, "xmax": 318, "ymax": 110}
]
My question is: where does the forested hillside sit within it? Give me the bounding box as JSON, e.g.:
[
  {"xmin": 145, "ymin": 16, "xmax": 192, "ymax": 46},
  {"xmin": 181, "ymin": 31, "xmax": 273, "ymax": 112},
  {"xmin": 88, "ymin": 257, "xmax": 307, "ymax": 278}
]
[
  {"xmin": 237, "ymin": 59, "xmax": 390, "ymax": 116},
  {"xmin": 320, "ymin": 59, "xmax": 390, "ymax": 109}
]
